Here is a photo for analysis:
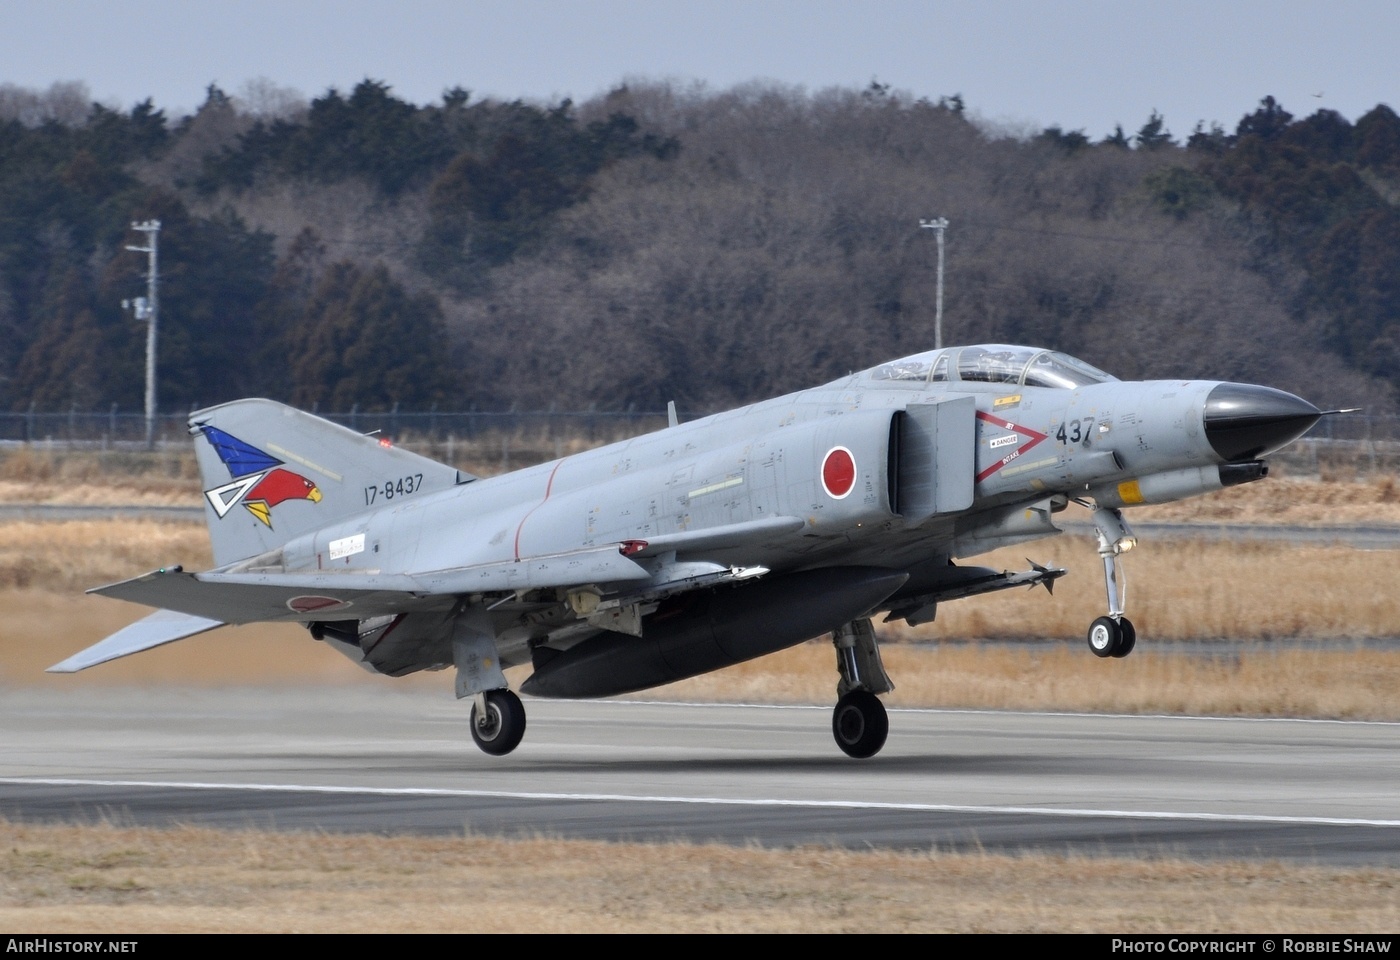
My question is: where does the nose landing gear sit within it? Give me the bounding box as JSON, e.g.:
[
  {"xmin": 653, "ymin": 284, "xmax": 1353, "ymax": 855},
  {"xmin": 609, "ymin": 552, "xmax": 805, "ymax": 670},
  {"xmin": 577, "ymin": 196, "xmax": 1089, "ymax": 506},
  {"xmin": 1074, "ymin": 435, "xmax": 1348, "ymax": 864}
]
[{"xmin": 1086, "ymin": 505, "xmax": 1137, "ymax": 658}]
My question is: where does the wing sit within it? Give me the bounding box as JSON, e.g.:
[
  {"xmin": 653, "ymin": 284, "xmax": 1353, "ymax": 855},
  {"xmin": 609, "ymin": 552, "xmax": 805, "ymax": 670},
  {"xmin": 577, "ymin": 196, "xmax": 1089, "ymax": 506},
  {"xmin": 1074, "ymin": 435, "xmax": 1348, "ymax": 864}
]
[
  {"xmin": 52, "ymin": 516, "xmax": 806, "ymax": 673},
  {"xmin": 83, "ymin": 543, "xmax": 661, "ymax": 624}
]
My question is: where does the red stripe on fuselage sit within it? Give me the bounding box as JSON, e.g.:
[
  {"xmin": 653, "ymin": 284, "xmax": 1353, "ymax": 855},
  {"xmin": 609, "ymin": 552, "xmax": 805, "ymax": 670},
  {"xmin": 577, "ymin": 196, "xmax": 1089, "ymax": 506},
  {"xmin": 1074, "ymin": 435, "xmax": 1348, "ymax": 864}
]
[{"xmin": 513, "ymin": 459, "xmax": 565, "ymax": 560}]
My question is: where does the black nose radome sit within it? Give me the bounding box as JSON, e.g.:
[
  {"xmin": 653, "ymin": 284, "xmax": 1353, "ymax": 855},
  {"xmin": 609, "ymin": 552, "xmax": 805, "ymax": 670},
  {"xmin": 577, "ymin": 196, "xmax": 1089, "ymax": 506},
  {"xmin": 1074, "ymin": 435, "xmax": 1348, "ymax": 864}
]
[{"xmin": 1204, "ymin": 383, "xmax": 1321, "ymax": 462}]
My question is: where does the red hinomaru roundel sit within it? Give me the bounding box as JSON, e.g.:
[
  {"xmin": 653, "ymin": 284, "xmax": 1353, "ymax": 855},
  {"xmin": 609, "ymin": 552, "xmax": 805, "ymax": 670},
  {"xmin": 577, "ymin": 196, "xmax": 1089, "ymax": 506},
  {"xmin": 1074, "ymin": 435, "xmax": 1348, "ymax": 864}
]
[{"xmin": 821, "ymin": 446, "xmax": 857, "ymax": 499}]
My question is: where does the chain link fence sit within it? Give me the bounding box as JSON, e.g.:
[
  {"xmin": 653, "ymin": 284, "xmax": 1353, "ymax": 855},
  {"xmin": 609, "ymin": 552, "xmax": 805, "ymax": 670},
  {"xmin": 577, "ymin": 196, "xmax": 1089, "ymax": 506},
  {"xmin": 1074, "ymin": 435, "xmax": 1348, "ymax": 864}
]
[
  {"xmin": 2, "ymin": 408, "xmax": 1398, "ymax": 476},
  {"xmin": 0, "ymin": 407, "xmax": 676, "ymax": 475}
]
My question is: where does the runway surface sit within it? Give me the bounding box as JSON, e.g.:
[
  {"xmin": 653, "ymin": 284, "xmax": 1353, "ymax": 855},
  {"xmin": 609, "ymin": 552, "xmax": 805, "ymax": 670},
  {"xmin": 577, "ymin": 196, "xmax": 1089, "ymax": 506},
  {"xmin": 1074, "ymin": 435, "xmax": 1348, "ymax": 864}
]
[{"xmin": 1, "ymin": 686, "xmax": 1397, "ymax": 866}]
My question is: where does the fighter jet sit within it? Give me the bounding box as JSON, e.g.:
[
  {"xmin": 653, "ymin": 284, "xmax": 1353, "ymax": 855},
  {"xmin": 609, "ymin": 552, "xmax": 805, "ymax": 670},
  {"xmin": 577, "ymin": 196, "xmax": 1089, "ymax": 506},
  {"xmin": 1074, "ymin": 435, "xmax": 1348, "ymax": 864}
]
[{"xmin": 51, "ymin": 344, "xmax": 1323, "ymax": 759}]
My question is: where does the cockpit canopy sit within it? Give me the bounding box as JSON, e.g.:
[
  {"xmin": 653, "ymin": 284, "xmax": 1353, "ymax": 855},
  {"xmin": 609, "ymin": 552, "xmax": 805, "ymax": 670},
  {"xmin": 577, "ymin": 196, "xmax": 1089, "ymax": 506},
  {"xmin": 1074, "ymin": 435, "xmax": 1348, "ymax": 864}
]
[{"xmin": 866, "ymin": 345, "xmax": 1117, "ymax": 390}]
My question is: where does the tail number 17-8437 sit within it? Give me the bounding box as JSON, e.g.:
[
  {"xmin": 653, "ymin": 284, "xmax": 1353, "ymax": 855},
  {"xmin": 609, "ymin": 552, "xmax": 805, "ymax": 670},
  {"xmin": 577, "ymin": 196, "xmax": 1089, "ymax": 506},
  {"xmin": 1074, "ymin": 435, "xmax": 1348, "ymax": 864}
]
[{"xmin": 365, "ymin": 474, "xmax": 424, "ymax": 505}]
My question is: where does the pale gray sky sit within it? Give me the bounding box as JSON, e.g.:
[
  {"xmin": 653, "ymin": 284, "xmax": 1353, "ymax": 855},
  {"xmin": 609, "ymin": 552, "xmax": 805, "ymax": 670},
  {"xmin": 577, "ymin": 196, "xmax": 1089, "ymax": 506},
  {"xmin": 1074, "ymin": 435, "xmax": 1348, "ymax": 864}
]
[{"xmin": 2, "ymin": 1, "xmax": 1396, "ymax": 139}]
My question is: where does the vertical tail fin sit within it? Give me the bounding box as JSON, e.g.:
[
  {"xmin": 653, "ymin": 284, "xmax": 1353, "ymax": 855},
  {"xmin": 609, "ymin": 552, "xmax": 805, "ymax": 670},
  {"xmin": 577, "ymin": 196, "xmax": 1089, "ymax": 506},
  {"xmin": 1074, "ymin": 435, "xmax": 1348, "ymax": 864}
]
[{"xmin": 190, "ymin": 399, "xmax": 469, "ymax": 566}]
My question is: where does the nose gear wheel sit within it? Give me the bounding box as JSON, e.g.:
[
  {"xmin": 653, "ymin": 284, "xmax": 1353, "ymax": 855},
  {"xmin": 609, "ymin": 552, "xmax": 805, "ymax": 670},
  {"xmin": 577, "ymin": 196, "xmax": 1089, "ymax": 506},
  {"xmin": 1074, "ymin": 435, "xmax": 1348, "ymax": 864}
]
[{"xmin": 1087, "ymin": 615, "xmax": 1135, "ymax": 658}]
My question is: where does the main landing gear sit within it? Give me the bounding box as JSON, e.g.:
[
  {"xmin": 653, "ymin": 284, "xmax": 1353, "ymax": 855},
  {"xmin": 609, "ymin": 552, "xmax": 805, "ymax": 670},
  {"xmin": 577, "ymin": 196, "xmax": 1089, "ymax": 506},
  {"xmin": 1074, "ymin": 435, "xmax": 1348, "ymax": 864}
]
[
  {"xmin": 453, "ymin": 608, "xmax": 527, "ymax": 756},
  {"xmin": 830, "ymin": 618, "xmax": 894, "ymax": 758},
  {"xmin": 1085, "ymin": 504, "xmax": 1137, "ymax": 659}
]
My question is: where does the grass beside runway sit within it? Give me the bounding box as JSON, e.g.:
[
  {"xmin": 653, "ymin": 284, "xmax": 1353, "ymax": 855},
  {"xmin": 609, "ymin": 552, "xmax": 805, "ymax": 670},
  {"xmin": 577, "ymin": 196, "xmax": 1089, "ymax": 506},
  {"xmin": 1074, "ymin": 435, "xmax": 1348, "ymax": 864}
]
[
  {"xmin": 1, "ymin": 820, "xmax": 1397, "ymax": 933},
  {"xmin": 5, "ymin": 506, "xmax": 1399, "ymax": 721}
]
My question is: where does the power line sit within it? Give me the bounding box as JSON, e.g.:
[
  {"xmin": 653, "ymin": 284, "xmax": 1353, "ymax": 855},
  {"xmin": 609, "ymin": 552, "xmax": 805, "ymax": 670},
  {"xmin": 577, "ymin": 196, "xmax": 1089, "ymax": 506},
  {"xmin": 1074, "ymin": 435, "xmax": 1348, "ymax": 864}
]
[{"xmin": 951, "ymin": 217, "xmax": 1214, "ymax": 249}]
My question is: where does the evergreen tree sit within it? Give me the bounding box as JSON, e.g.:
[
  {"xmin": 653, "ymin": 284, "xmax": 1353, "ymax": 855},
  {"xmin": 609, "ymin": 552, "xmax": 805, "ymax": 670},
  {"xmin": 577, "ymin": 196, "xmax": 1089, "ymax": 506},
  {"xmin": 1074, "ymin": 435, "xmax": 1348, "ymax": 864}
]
[
  {"xmin": 12, "ymin": 265, "xmax": 108, "ymax": 409},
  {"xmin": 1134, "ymin": 111, "xmax": 1173, "ymax": 150},
  {"xmin": 1035, "ymin": 125, "xmax": 1090, "ymax": 153},
  {"xmin": 1355, "ymin": 104, "xmax": 1400, "ymax": 174},
  {"xmin": 1100, "ymin": 124, "xmax": 1131, "ymax": 149},
  {"xmin": 1236, "ymin": 96, "xmax": 1293, "ymax": 141},
  {"xmin": 285, "ymin": 261, "xmax": 451, "ymax": 410}
]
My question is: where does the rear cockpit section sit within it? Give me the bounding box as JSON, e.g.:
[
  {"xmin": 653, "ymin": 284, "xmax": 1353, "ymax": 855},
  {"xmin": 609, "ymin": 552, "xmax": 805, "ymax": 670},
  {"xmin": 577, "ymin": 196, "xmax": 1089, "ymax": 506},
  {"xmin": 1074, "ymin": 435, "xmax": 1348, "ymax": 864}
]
[{"xmin": 866, "ymin": 345, "xmax": 1117, "ymax": 390}]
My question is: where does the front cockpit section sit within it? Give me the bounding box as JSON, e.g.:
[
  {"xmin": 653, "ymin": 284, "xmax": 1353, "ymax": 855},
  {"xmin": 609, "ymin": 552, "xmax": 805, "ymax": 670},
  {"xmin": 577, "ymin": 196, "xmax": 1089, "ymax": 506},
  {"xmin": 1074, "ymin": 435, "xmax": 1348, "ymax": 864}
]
[{"xmin": 866, "ymin": 345, "xmax": 1117, "ymax": 390}]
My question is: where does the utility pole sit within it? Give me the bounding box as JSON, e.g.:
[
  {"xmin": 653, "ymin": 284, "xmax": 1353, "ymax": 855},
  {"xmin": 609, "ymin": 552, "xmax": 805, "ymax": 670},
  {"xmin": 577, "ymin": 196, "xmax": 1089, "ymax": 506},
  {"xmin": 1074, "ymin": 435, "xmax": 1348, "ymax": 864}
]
[
  {"xmin": 919, "ymin": 217, "xmax": 949, "ymax": 349},
  {"xmin": 124, "ymin": 220, "xmax": 160, "ymax": 449}
]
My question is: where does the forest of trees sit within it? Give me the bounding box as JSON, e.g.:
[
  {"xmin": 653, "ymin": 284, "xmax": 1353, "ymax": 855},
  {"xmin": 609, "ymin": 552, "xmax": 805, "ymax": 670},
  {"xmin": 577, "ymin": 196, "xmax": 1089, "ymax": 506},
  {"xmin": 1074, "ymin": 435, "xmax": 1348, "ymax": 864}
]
[{"xmin": 1, "ymin": 77, "xmax": 1397, "ymax": 417}]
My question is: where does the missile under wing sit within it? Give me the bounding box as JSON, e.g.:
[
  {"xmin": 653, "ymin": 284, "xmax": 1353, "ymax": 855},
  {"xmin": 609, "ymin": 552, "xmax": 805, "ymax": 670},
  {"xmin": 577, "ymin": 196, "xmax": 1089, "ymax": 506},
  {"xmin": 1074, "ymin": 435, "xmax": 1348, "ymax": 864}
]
[{"xmin": 52, "ymin": 344, "xmax": 1323, "ymax": 759}]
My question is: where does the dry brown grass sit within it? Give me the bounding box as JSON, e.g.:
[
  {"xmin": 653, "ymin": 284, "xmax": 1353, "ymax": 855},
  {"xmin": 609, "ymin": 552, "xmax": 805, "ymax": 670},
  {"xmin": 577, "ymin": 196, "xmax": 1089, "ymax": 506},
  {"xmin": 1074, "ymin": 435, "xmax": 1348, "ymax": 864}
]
[
  {"xmin": 0, "ymin": 449, "xmax": 199, "ymax": 505},
  {"xmin": 5, "ymin": 514, "xmax": 1396, "ymax": 640},
  {"xmin": 5, "ymin": 512, "xmax": 1399, "ymax": 719},
  {"xmin": 2, "ymin": 822, "xmax": 1397, "ymax": 934},
  {"xmin": 913, "ymin": 537, "xmax": 1400, "ymax": 641},
  {"xmin": 14, "ymin": 587, "xmax": 1400, "ymax": 722},
  {"xmin": 0, "ymin": 520, "xmax": 211, "ymax": 591},
  {"xmin": 658, "ymin": 642, "xmax": 1400, "ymax": 721},
  {"xmin": 0, "ymin": 589, "xmax": 365, "ymax": 688},
  {"xmin": 1134, "ymin": 473, "xmax": 1400, "ymax": 525}
]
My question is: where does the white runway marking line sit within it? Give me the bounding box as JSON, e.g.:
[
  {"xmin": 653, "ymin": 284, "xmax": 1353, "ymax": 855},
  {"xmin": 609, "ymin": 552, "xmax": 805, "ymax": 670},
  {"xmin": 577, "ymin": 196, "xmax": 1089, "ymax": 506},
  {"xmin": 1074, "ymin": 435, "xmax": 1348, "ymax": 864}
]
[
  {"xmin": 616, "ymin": 700, "xmax": 1400, "ymax": 728},
  {"xmin": 3, "ymin": 778, "xmax": 1398, "ymax": 829}
]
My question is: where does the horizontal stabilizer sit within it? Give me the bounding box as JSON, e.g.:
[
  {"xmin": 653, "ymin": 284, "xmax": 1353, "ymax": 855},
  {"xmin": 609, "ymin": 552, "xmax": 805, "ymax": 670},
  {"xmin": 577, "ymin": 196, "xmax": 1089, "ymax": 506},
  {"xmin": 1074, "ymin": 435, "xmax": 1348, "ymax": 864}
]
[
  {"xmin": 89, "ymin": 567, "xmax": 441, "ymax": 623},
  {"xmin": 47, "ymin": 609, "xmax": 224, "ymax": 673}
]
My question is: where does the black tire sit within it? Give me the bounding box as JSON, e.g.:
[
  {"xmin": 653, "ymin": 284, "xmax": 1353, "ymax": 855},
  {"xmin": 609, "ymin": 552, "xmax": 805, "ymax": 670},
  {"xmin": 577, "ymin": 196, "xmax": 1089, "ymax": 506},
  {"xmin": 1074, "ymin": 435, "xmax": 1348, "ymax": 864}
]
[
  {"xmin": 1087, "ymin": 616, "xmax": 1121, "ymax": 658},
  {"xmin": 470, "ymin": 689, "xmax": 527, "ymax": 756},
  {"xmin": 1111, "ymin": 617, "xmax": 1137, "ymax": 658},
  {"xmin": 832, "ymin": 690, "xmax": 889, "ymax": 759}
]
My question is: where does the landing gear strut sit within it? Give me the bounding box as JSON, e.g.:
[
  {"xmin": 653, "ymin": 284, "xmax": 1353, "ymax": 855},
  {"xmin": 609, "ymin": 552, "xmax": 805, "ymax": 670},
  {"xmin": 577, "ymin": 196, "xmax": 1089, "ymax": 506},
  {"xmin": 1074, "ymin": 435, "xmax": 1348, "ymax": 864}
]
[
  {"xmin": 1086, "ymin": 505, "xmax": 1137, "ymax": 658},
  {"xmin": 452, "ymin": 607, "xmax": 526, "ymax": 755}
]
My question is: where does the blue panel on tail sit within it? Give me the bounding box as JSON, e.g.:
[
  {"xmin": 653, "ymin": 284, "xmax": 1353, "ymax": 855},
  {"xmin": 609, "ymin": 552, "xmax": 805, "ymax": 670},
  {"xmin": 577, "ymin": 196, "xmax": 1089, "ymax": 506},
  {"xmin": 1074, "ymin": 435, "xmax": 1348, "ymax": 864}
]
[{"xmin": 200, "ymin": 425, "xmax": 282, "ymax": 478}]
